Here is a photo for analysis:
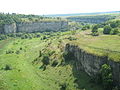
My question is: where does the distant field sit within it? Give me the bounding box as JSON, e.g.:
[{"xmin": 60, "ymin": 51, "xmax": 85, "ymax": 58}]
[{"xmin": 65, "ymin": 30, "xmax": 120, "ymax": 62}]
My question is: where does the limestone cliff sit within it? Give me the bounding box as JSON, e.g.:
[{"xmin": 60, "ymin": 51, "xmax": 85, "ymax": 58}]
[
  {"xmin": 4, "ymin": 23, "xmax": 17, "ymax": 34},
  {"xmin": 65, "ymin": 44, "xmax": 120, "ymax": 86},
  {"xmin": 17, "ymin": 21, "xmax": 68, "ymax": 33},
  {"xmin": 1, "ymin": 21, "xmax": 68, "ymax": 34}
]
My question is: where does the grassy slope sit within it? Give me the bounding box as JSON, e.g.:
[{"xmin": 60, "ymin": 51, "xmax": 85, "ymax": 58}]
[
  {"xmin": 0, "ymin": 31, "xmax": 105, "ymax": 90},
  {"xmin": 1, "ymin": 30, "xmax": 120, "ymax": 90}
]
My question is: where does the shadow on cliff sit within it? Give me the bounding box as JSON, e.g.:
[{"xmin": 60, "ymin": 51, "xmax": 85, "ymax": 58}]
[{"xmin": 63, "ymin": 51, "xmax": 103, "ymax": 90}]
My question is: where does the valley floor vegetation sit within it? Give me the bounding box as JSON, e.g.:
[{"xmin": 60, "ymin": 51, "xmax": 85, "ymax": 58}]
[{"xmin": 0, "ymin": 29, "xmax": 120, "ymax": 90}]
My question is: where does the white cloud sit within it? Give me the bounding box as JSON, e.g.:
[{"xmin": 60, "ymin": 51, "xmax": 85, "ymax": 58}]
[{"xmin": 0, "ymin": 0, "xmax": 119, "ymax": 15}]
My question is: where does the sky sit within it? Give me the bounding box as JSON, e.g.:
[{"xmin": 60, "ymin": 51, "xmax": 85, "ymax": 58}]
[{"xmin": 0, "ymin": 0, "xmax": 120, "ymax": 15}]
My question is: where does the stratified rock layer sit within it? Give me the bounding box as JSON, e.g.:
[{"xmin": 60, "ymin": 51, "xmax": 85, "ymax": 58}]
[{"xmin": 1, "ymin": 21, "xmax": 68, "ymax": 34}]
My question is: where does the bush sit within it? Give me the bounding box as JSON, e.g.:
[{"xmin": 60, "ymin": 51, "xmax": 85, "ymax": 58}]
[
  {"xmin": 21, "ymin": 34, "xmax": 29, "ymax": 39},
  {"xmin": 91, "ymin": 32, "xmax": 99, "ymax": 36},
  {"xmin": 82, "ymin": 25, "xmax": 90, "ymax": 30},
  {"xmin": 6, "ymin": 50, "xmax": 14, "ymax": 54},
  {"xmin": 4, "ymin": 64, "xmax": 12, "ymax": 70},
  {"xmin": 110, "ymin": 28, "xmax": 119, "ymax": 35},
  {"xmin": 67, "ymin": 36, "xmax": 77, "ymax": 41},
  {"xmin": 15, "ymin": 50, "xmax": 20, "ymax": 54},
  {"xmin": 42, "ymin": 56, "xmax": 50, "ymax": 65},
  {"xmin": 42, "ymin": 36, "xmax": 47, "ymax": 40},
  {"xmin": 60, "ymin": 83, "xmax": 67, "ymax": 90},
  {"xmin": 100, "ymin": 64, "xmax": 113, "ymax": 89},
  {"xmin": 92, "ymin": 25, "xmax": 99, "ymax": 33},
  {"xmin": 0, "ymin": 35, "xmax": 7, "ymax": 40},
  {"xmin": 51, "ymin": 60, "xmax": 58, "ymax": 67},
  {"xmin": 103, "ymin": 25, "xmax": 112, "ymax": 34},
  {"xmin": 40, "ymin": 65, "xmax": 46, "ymax": 71}
]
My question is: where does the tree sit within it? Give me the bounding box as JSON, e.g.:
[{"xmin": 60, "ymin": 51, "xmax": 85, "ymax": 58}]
[
  {"xmin": 92, "ymin": 25, "xmax": 99, "ymax": 33},
  {"xmin": 91, "ymin": 25, "xmax": 99, "ymax": 36},
  {"xmin": 110, "ymin": 21, "xmax": 118, "ymax": 28},
  {"xmin": 110, "ymin": 28, "xmax": 119, "ymax": 35},
  {"xmin": 103, "ymin": 25, "xmax": 112, "ymax": 34},
  {"xmin": 82, "ymin": 25, "xmax": 90, "ymax": 30},
  {"xmin": 100, "ymin": 64, "xmax": 113, "ymax": 89}
]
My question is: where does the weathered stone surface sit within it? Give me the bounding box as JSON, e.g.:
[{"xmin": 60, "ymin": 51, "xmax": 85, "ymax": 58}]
[
  {"xmin": 2, "ymin": 21, "xmax": 68, "ymax": 34},
  {"xmin": 65, "ymin": 44, "xmax": 120, "ymax": 85},
  {"xmin": 4, "ymin": 23, "xmax": 16, "ymax": 34},
  {"xmin": 17, "ymin": 21, "xmax": 68, "ymax": 33}
]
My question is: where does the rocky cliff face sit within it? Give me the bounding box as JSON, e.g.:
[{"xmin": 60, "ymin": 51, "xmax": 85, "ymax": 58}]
[
  {"xmin": 65, "ymin": 44, "xmax": 120, "ymax": 86},
  {"xmin": 2, "ymin": 21, "xmax": 68, "ymax": 34},
  {"xmin": 4, "ymin": 23, "xmax": 17, "ymax": 34},
  {"xmin": 17, "ymin": 21, "xmax": 68, "ymax": 33}
]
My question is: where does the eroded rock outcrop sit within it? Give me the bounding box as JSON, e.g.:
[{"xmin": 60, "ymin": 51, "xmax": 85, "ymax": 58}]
[
  {"xmin": 4, "ymin": 23, "xmax": 17, "ymax": 34},
  {"xmin": 65, "ymin": 44, "xmax": 120, "ymax": 86},
  {"xmin": 17, "ymin": 21, "xmax": 68, "ymax": 33},
  {"xmin": 1, "ymin": 21, "xmax": 68, "ymax": 34}
]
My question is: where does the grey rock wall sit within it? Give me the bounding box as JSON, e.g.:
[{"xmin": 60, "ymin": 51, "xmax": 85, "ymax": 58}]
[
  {"xmin": 65, "ymin": 44, "xmax": 120, "ymax": 86},
  {"xmin": 17, "ymin": 21, "xmax": 68, "ymax": 33},
  {"xmin": 2, "ymin": 21, "xmax": 68, "ymax": 34},
  {"xmin": 4, "ymin": 23, "xmax": 17, "ymax": 34}
]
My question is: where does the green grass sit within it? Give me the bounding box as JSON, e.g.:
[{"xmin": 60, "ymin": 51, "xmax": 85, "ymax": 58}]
[
  {"xmin": 0, "ymin": 31, "xmax": 105, "ymax": 90},
  {"xmin": 1, "ymin": 29, "xmax": 120, "ymax": 90},
  {"xmin": 66, "ymin": 30, "xmax": 120, "ymax": 62}
]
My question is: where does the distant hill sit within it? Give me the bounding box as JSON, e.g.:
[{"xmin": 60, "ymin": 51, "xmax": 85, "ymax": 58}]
[{"xmin": 44, "ymin": 11, "xmax": 120, "ymax": 17}]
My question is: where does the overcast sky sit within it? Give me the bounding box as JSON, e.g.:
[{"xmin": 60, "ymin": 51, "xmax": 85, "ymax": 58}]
[{"xmin": 0, "ymin": 0, "xmax": 119, "ymax": 15}]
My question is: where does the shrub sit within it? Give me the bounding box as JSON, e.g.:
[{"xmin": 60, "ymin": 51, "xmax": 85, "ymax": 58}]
[
  {"xmin": 82, "ymin": 25, "xmax": 90, "ymax": 30},
  {"xmin": 91, "ymin": 32, "xmax": 99, "ymax": 36},
  {"xmin": 4, "ymin": 64, "xmax": 12, "ymax": 70},
  {"xmin": 42, "ymin": 56, "xmax": 50, "ymax": 65},
  {"xmin": 67, "ymin": 36, "xmax": 77, "ymax": 41},
  {"xmin": 103, "ymin": 25, "xmax": 112, "ymax": 34},
  {"xmin": 21, "ymin": 34, "xmax": 29, "ymax": 39},
  {"xmin": 100, "ymin": 64, "xmax": 113, "ymax": 89},
  {"xmin": 39, "ymin": 64, "xmax": 47, "ymax": 71},
  {"xmin": 42, "ymin": 36, "xmax": 47, "ymax": 40},
  {"xmin": 110, "ymin": 21, "xmax": 118, "ymax": 28},
  {"xmin": 19, "ymin": 47, "xmax": 22, "ymax": 50},
  {"xmin": 81, "ymin": 26, "xmax": 87, "ymax": 30},
  {"xmin": 60, "ymin": 83, "xmax": 67, "ymax": 90},
  {"xmin": 15, "ymin": 50, "xmax": 20, "ymax": 54},
  {"xmin": 92, "ymin": 25, "xmax": 99, "ymax": 33},
  {"xmin": 51, "ymin": 60, "xmax": 58, "ymax": 67},
  {"xmin": 110, "ymin": 28, "xmax": 119, "ymax": 35},
  {"xmin": 6, "ymin": 50, "xmax": 14, "ymax": 54},
  {"xmin": 0, "ymin": 35, "xmax": 7, "ymax": 40},
  {"xmin": 36, "ymin": 34, "xmax": 40, "ymax": 38}
]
